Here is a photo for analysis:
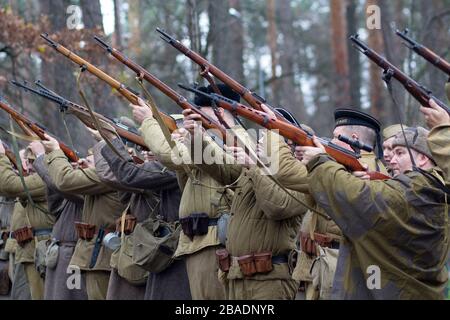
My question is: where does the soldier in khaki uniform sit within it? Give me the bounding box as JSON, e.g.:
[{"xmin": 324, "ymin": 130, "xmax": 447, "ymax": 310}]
[
  {"xmin": 131, "ymin": 85, "xmax": 241, "ymax": 299},
  {"xmin": 298, "ymin": 125, "xmax": 449, "ymax": 299},
  {"xmin": 0, "ymin": 141, "xmax": 54, "ymax": 300},
  {"xmin": 181, "ymin": 102, "xmax": 313, "ymax": 299},
  {"xmin": 294, "ymin": 109, "xmax": 387, "ymax": 300},
  {"xmin": 41, "ymin": 135, "xmax": 127, "ymax": 300},
  {"xmin": 422, "ymin": 98, "xmax": 450, "ymax": 300},
  {"xmin": 382, "ymin": 124, "xmax": 405, "ymax": 173}
]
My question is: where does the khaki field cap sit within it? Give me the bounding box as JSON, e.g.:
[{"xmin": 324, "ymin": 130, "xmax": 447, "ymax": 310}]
[
  {"xmin": 392, "ymin": 126, "xmax": 433, "ymax": 160},
  {"xmin": 383, "ymin": 124, "xmax": 405, "ymax": 140}
]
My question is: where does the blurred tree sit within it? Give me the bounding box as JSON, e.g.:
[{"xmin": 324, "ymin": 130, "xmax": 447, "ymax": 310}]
[{"xmin": 330, "ymin": 0, "xmax": 351, "ymax": 109}]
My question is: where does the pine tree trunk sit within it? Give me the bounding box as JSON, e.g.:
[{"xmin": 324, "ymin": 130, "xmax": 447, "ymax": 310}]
[
  {"xmin": 330, "ymin": 0, "xmax": 351, "ymax": 108},
  {"xmin": 80, "ymin": 0, "xmax": 103, "ymax": 30}
]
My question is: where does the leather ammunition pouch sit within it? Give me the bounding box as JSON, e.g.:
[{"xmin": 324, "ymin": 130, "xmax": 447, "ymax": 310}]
[
  {"xmin": 115, "ymin": 215, "xmax": 137, "ymax": 235},
  {"xmin": 75, "ymin": 222, "xmax": 96, "ymax": 241},
  {"xmin": 12, "ymin": 226, "xmax": 33, "ymax": 247},
  {"xmin": 180, "ymin": 213, "xmax": 218, "ymax": 240},
  {"xmin": 237, "ymin": 251, "xmax": 273, "ymax": 277},
  {"xmin": 215, "ymin": 248, "xmax": 230, "ymax": 272},
  {"xmin": 227, "ymin": 251, "xmax": 287, "ymax": 277},
  {"xmin": 75, "ymin": 222, "xmax": 112, "ymax": 241},
  {"xmin": 300, "ymin": 232, "xmax": 340, "ymax": 256}
]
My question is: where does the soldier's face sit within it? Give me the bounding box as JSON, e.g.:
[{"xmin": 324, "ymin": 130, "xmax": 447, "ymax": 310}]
[
  {"xmin": 382, "ymin": 137, "xmax": 395, "ymax": 168},
  {"xmin": 390, "ymin": 146, "xmax": 413, "ymax": 176}
]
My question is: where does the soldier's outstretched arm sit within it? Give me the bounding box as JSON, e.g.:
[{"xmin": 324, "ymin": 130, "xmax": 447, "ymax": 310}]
[
  {"xmin": 42, "ymin": 135, "xmax": 111, "ymax": 196},
  {"xmin": 306, "ymin": 154, "xmax": 405, "ymax": 241},
  {"xmin": 101, "ymin": 138, "xmax": 179, "ymax": 191},
  {"xmin": 251, "ymin": 166, "xmax": 310, "ymax": 220}
]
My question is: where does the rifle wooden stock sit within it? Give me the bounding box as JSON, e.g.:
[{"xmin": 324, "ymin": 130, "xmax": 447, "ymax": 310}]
[
  {"xmin": 156, "ymin": 28, "xmax": 289, "ymax": 124},
  {"xmin": 204, "ymin": 93, "xmax": 390, "ymax": 181},
  {"xmin": 40, "ymin": 33, "xmax": 177, "ymax": 132},
  {"xmin": 0, "ymin": 100, "xmax": 79, "ymax": 162},
  {"xmin": 350, "ymin": 34, "xmax": 450, "ymax": 115},
  {"xmin": 396, "ymin": 29, "xmax": 450, "ymax": 76},
  {"xmin": 94, "ymin": 36, "xmax": 227, "ymax": 140}
]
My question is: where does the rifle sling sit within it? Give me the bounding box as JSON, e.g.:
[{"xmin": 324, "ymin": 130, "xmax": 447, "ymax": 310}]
[{"xmin": 76, "ymin": 69, "xmax": 127, "ymax": 163}]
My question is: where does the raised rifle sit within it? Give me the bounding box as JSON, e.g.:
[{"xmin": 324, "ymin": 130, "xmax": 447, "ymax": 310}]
[
  {"xmin": 156, "ymin": 28, "xmax": 290, "ymax": 124},
  {"xmin": 11, "ymin": 80, "xmax": 149, "ymax": 151},
  {"xmin": 0, "ymin": 96, "xmax": 79, "ymax": 162},
  {"xmin": 39, "ymin": 33, "xmax": 178, "ymax": 133},
  {"xmin": 179, "ymin": 85, "xmax": 390, "ymax": 181},
  {"xmin": 93, "ymin": 36, "xmax": 228, "ymax": 140},
  {"xmin": 395, "ymin": 29, "xmax": 450, "ymax": 77},
  {"xmin": 350, "ymin": 34, "xmax": 450, "ymax": 115}
]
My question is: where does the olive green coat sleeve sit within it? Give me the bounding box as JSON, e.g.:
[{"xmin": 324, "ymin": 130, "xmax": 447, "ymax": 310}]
[
  {"xmin": 140, "ymin": 117, "xmax": 193, "ymax": 171},
  {"xmin": 0, "ymin": 154, "xmax": 46, "ymax": 199},
  {"xmin": 45, "ymin": 149, "xmax": 112, "ymax": 195},
  {"xmin": 428, "ymin": 124, "xmax": 450, "ymax": 183}
]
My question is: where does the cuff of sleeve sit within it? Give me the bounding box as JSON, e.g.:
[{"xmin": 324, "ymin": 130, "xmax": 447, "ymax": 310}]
[
  {"xmin": 306, "ymin": 154, "xmax": 334, "ymax": 173},
  {"xmin": 429, "ymin": 123, "xmax": 450, "ymax": 137},
  {"xmin": 45, "ymin": 149, "xmax": 67, "ymax": 165}
]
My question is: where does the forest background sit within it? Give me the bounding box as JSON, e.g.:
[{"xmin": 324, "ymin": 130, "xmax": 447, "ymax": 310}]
[{"xmin": 0, "ymin": 0, "xmax": 449, "ymax": 154}]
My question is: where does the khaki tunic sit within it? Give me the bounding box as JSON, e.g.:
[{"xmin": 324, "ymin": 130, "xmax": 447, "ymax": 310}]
[
  {"xmin": 0, "ymin": 155, "xmax": 53, "ymax": 264},
  {"xmin": 428, "ymin": 124, "xmax": 450, "ymax": 183},
  {"xmin": 196, "ymin": 132, "xmax": 309, "ymax": 283},
  {"xmin": 45, "ymin": 150, "xmax": 126, "ymax": 271},
  {"xmin": 140, "ymin": 118, "xmax": 232, "ymax": 257},
  {"xmin": 305, "ymin": 154, "xmax": 449, "ymax": 299}
]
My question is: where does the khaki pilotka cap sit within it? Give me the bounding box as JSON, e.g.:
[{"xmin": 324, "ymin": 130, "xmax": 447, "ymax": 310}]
[
  {"xmin": 383, "ymin": 124, "xmax": 405, "ymax": 140},
  {"xmin": 391, "ymin": 127, "xmax": 434, "ymax": 161}
]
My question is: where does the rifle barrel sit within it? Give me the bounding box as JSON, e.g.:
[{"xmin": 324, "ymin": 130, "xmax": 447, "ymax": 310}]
[
  {"xmin": 13, "ymin": 80, "xmax": 149, "ymax": 150},
  {"xmin": 40, "ymin": 33, "xmax": 177, "ymax": 132},
  {"xmin": 179, "ymin": 85, "xmax": 390, "ymax": 181},
  {"xmin": 93, "ymin": 36, "xmax": 226, "ymax": 140},
  {"xmin": 395, "ymin": 29, "xmax": 450, "ymax": 76},
  {"xmin": 0, "ymin": 99, "xmax": 79, "ymax": 161},
  {"xmin": 155, "ymin": 28, "xmax": 289, "ymax": 123},
  {"xmin": 350, "ymin": 34, "xmax": 450, "ymax": 115}
]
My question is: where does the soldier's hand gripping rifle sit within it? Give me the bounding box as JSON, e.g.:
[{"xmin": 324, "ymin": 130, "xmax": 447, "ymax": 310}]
[
  {"xmin": 11, "ymin": 80, "xmax": 149, "ymax": 151},
  {"xmin": 93, "ymin": 36, "xmax": 228, "ymax": 141},
  {"xmin": 39, "ymin": 33, "xmax": 178, "ymax": 133},
  {"xmin": 0, "ymin": 96, "xmax": 79, "ymax": 162},
  {"xmin": 395, "ymin": 29, "xmax": 450, "ymax": 78},
  {"xmin": 179, "ymin": 85, "xmax": 391, "ymax": 181},
  {"xmin": 350, "ymin": 34, "xmax": 450, "ymax": 115},
  {"xmin": 156, "ymin": 28, "xmax": 291, "ymax": 125}
]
